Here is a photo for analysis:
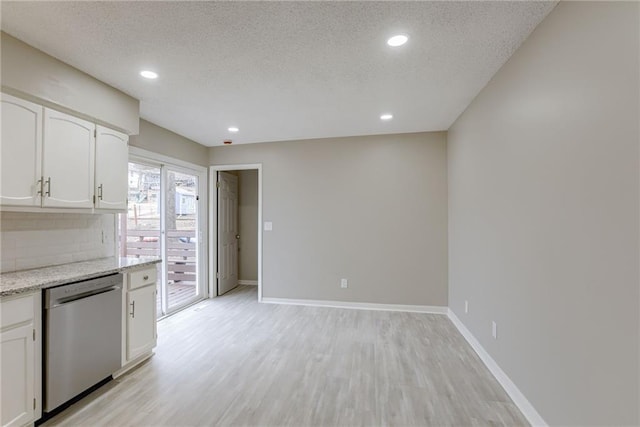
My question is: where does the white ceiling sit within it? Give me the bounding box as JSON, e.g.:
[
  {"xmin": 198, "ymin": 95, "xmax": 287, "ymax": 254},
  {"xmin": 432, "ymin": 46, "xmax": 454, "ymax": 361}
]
[{"xmin": 1, "ymin": 1, "xmax": 556, "ymax": 147}]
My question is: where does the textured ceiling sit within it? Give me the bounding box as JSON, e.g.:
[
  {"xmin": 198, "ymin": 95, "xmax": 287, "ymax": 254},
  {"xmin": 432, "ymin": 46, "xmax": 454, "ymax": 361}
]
[{"xmin": 1, "ymin": 1, "xmax": 556, "ymax": 146}]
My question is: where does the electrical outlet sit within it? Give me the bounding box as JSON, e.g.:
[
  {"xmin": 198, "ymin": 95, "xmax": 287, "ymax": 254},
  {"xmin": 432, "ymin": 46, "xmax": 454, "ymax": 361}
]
[
  {"xmin": 492, "ymin": 321, "xmax": 498, "ymax": 339},
  {"xmin": 464, "ymin": 300, "xmax": 469, "ymax": 313},
  {"xmin": 340, "ymin": 278, "xmax": 348, "ymax": 288}
]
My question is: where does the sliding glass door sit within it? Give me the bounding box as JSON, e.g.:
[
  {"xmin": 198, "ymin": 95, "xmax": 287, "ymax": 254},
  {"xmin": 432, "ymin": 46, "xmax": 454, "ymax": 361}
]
[
  {"xmin": 165, "ymin": 168, "xmax": 199, "ymax": 311},
  {"xmin": 121, "ymin": 160, "xmax": 204, "ymax": 317}
]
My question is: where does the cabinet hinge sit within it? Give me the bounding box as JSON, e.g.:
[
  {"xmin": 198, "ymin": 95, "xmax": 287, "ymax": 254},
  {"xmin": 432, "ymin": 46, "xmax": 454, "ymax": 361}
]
[
  {"xmin": 33, "ymin": 329, "xmax": 35, "ymax": 341},
  {"xmin": 216, "ymin": 181, "xmax": 220, "ymax": 188},
  {"xmin": 196, "ymin": 195, "xmax": 199, "ymax": 201},
  {"xmin": 93, "ymin": 195, "xmax": 96, "ymax": 204},
  {"xmin": 216, "ymin": 272, "xmax": 220, "ymax": 279},
  {"xmin": 94, "ymin": 129, "xmax": 97, "ymax": 138},
  {"xmin": 33, "ymin": 398, "xmax": 36, "ymax": 410}
]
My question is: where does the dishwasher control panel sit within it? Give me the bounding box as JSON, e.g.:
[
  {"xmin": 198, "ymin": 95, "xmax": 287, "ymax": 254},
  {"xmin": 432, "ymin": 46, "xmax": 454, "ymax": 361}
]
[{"xmin": 45, "ymin": 273, "xmax": 122, "ymax": 308}]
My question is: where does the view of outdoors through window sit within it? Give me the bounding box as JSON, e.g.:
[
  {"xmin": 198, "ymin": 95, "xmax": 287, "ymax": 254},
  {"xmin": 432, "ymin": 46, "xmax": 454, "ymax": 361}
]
[{"xmin": 120, "ymin": 162, "xmax": 199, "ymax": 316}]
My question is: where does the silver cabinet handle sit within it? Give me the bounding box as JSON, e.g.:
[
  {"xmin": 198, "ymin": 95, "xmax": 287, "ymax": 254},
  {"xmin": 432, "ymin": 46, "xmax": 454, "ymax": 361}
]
[
  {"xmin": 98, "ymin": 184, "xmax": 103, "ymax": 200},
  {"xmin": 36, "ymin": 177, "xmax": 43, "ymax": 195},
  {"xmin": 130, "ymin": 301, "xmax": 135, "ymax": 318},
  {"xmin": 45, "ymin": 177, "xmax": 51, "ymax": 197}
]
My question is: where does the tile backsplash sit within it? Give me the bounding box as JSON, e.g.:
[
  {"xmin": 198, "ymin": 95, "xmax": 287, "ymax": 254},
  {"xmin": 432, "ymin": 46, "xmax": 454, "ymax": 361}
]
[{"xmin": 0, "ymin": 212, "xmax": 116, "ymax": 273}]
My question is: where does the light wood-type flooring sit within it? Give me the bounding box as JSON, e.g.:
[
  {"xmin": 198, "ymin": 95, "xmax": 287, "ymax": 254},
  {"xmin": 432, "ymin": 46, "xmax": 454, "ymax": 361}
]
[
  {"xmin": 43, "ymin": 285, "xmax": 528, "ymax": 426},
  {"xmin": 159, "ymin": 283, "xmax": 198, "ymax": 314}
]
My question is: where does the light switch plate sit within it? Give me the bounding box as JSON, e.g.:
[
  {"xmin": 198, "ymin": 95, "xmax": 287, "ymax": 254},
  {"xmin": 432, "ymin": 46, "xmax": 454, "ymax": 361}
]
[{"xmin": 264, "ymin": 221, "xmax": 273, "ymax": 231}]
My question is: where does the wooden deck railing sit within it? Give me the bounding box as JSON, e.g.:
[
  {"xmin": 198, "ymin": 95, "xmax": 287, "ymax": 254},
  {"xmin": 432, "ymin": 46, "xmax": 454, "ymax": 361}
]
[{"xmin": 122, "ymin": 229, "xmax": 197, "ymax": 283}]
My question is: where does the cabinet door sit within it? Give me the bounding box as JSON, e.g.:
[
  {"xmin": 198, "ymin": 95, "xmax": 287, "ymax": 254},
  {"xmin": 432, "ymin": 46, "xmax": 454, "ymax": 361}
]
[
  {"xmin": 0, "ymin": 94, "xmax": 43, "ymax": 207},
  {"xmin": 42, "ymin": 108, "xmax": 95, "ymax": 208},
  {"xmin": 95, "ymin": 125, "xmax": 128, "ymax": 210},
  {"xmin": 0, "ymin": 324, "xmax": 34, "ymax": 427},
  {"xmin": 126, "ymin": 285, "xmax": 157, "ymax": 361}
]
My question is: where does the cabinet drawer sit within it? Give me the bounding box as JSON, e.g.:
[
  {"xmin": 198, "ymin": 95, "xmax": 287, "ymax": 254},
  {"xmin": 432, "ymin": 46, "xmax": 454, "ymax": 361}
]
[
  {"xmin": 128, "ymin": 268, "xmax": 157, "ymax": 290},
  {"xmin": 1, "ymin": 293, "xmax": 35, "ymax": 329}
]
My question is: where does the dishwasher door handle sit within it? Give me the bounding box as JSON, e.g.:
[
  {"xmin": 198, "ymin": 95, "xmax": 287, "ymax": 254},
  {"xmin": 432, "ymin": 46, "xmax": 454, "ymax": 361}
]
[{"xmin": 49, "ymin": 286, "xmax": 121, "ymax": 308}]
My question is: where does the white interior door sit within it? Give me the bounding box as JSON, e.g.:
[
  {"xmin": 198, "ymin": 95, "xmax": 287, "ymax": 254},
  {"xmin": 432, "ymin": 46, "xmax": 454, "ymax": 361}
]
[{"xmin": 217, "ymin": 172, "xmax": 239, "ymax": 295}]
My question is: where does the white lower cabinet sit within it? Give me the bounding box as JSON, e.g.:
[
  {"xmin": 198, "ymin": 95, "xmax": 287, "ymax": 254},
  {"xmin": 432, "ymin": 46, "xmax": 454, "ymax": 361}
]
[
  {"xmin": 120, "ymin": 267, "xmax": 157, "ymax": 372},
  {"xmin": 0, "ymin": 293, "xmax": 41, "ymax": 427},
  {"xmin": 126, "ymin": 285, "xmax": 156, "ymax": 360}
]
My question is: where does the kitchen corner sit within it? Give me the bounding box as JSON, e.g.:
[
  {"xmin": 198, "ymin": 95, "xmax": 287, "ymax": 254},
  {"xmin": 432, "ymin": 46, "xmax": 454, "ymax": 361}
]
[{"xmin": 0, "ymin": 256, "xmax": 161, "ymax": 426}]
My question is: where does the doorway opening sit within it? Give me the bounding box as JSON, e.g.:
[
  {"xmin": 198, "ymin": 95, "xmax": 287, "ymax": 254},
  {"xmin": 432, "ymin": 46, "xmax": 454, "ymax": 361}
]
[{"xmin": 209, "ymin": 164, "xmax": 262, "ymax": 301}]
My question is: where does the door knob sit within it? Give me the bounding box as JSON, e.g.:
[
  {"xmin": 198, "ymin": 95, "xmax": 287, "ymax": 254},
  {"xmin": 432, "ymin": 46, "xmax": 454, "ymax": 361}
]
[{"xmin": 236, "ymin": 235, "xmax": 240, "ymax": 239}]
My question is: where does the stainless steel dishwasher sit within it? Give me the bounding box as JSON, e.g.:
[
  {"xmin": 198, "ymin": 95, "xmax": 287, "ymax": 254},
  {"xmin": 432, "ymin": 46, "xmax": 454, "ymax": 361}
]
[{"xmin": 44, "ymin": 273, "xmax": 122, "ymax": 413}]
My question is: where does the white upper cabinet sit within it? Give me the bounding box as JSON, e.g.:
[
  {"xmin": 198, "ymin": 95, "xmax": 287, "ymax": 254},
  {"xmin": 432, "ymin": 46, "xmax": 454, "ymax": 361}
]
[
  {"xmin": 0, "ymin": 93, "xmax": 129, "ymax": 213},
  {"xmin": 42, "ymin": 108, "xmax": 95, "ymax": 209},
  {"xmin": 95, "ymin": 125, "xmax": 128, "ymax": 211},
  {"xmin": 0, "ymin": 94, "xmax": 43, "ymax": 207}
]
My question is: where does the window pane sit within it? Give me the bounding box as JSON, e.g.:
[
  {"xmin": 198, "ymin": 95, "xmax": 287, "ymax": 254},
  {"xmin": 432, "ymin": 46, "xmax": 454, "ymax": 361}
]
[{"xmin": 166, "ymin": 170, "xmax": 198, "ymax": 310}]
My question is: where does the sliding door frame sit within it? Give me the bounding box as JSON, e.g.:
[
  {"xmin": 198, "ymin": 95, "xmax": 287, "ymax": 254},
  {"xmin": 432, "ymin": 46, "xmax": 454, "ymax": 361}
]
[{"xmin": 128, "ymin": 147, "xmax": 209, "ymax": 313}]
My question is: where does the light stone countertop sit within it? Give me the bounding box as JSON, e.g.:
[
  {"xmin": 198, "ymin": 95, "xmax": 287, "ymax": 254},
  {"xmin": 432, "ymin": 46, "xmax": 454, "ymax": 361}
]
[{"xmin": 0, "ymin": 257, "xmax": 161, "ymax": 297}]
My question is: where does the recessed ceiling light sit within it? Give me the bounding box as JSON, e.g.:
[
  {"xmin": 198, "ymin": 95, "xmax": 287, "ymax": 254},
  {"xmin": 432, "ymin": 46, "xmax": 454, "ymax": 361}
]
[
  {"xmin": 140, "ymin": 70, "xmax": 158, "ymax": 79},
  {"xmin": 228, "ymin": 127, "xmax": 239, "ymax": 133},
  {"xmin": 387, "ymin": 35, "xmax": 408, "ymax": 47},
  {"xmin": 380, "ymin": 114, "xmax": 393, "ymax": 121}
]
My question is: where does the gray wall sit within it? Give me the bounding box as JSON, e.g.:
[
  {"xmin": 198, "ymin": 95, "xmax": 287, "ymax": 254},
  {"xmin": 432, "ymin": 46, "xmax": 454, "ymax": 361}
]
[
  {"xmin": 0, "ymin": 32, "xmax": 139, "ymax": 134},
  {"xmin": 130, "ymin": 119, "xmax": 209, "ymax": 167},
  {"xmin": 210, "ymin": 132, "xmax": 448, "ymax": 306},
  {"xmin": 448, "ymin": 2, "xmax": 639, "ymax": 425},
  {"xmin": 238, "ymin": 170, "xmax": 259, "ymax": 282}
]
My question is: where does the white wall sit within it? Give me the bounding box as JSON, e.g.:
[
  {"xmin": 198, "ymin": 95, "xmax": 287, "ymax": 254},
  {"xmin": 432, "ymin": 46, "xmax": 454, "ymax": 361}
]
[
  {"xmin": 0, "ymin": 212, "xmax": 115, "ymax": 273},
  {"xmin": 211, "ymin": 132, "xmax": 448, "ymax": 306},
  {"xmin": 238, "ymin": 170, "xmax": 258, "ymax": 282},
  {"xmin": 448, "ymin": 2, "xmax": 639, "ymax": 425},
  {"xmin": 0, "ymin": 32, "xmax": 139, "ymax": 134}
]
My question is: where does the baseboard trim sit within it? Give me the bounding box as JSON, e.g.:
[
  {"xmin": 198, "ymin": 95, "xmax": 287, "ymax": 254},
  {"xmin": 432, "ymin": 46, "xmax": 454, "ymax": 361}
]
[
  {"xmin": 447, "ymin": 309, "xmax": 547, "ymax": 427},
  {"xmin": 238, "ymin": 280, "xmax": 258, "ymax": 286},
  {"xmin": 261, "ymin": 297, "xmax": 448, "ymax": 314},
  {"xmin": 112, "ymin": 352, "xmax": 154, "ymax": 379}
]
